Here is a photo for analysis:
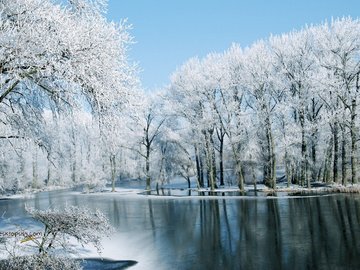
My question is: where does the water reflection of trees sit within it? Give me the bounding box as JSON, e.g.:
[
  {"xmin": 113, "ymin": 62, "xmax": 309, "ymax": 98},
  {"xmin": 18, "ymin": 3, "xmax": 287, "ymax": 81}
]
[{"xmin": 127, "ymin": 196, "xmax": 360, "ymax": 270}]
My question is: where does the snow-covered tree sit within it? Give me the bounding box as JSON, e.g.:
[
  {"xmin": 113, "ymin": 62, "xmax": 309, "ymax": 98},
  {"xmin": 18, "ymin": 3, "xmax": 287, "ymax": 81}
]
[
  {"xmin": 242, "ymin": 40, "xmax": 280, "ymax": 188},
  {"xmin": 169, "ymin": 57, "xmax": 221, "ymax": 190},
  {"xmin": 215, "ymin": 45, "xmax": 249, "ymax": 190},
  {"xmin": 270, "ymin": 28, "xmax": 322, "ymax": 188},
  {"xmin": 312, "ymin": 18, "xmax": 360, "ymax": 185},
  {"xmin": 0, "ymin": 205, "xmax": 112, "ymax": 270},
  {"xmin": 0, "ymin": 0, "xmax": 137, "ymax": 192},
  {"xmin": 127, "ymin": 91, "xmax": 166, "ymax": 190}
]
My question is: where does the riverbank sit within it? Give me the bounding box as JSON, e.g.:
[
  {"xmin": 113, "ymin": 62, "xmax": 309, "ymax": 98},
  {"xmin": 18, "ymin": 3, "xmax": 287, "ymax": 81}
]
[
  {"xmin": 2, "ymin": 182, "xmax": 360, "ymax": 200},
  {"xmin": 271, "ymin": 183, "xmax": 360, "ymax": 194},
  {"xmin": 0, "ymin": 185, "xmax": 71, "ymax": 200},
  {"xmin": 145, "ymin": 182, "xmax": 360, "ymax": 196}
]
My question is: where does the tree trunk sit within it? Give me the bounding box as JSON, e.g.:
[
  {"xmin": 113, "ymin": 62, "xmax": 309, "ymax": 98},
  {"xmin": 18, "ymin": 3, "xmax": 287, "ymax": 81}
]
[
  {"xmin": 341, "ymin": 126, "xmax": 347, "ymax": 186},
  {"xmin": 323, "ymin": 137, "xmax": 333, "ymax": 183},
  {"xmin": 219, "ymin": 134, "xmax": 224, "ymax": 186},
  {"xmin": 204, "ymin": 134, "xmax": 211, "ymax": 189},
  {"xmin": 265, "ymin": 115, "xmax": 276, "ymax": 189},
  {"xmin": 199, "ymin": 151, "xmax": 204, "ymax": 188},
  {"xmin": 216, "ymin": 128, "xmax": 225, "ymax": 186},
  {"xmin": 350, "ymin": 99, "xmax": 357, "ymax": 184},
  {"xmin": 186, "ymin": 176, "xmax": 191, "ymax": 189},
  {"xmin": 299, "ymin": 109, "xmax": 309, "ymax": 187},
  {"xmin": 194, "ymin": 145, "xmax": 201, "ymax": 188},
  {"xmin": 260, "ymin": 110, "xmax": 276, "ymax": 189},
  {"xmin": 284, "ymin": 151, "xmax": 291, "ymax": 187},
  {"xmin": 158, "ymin": 144, "xmax": 167, "ymax": 188},
  {"xmin": 71, "ymin": 126, "xmax": 77, "ymax": 183},
  {"xmin": 46, "ymin": 165, "xmax": 51, "ymax": 186},
  {"xmin": 204, "ymin": 130, "xmax": 216, "ymax": 190},
  {"xmin": 250, "ymin": 155, "xmax": 257, "ymax": 193},
  {"xmin": 236, "ymin": 159, "xmax": 244, "ymax": 191},
  {"xmin": 332, "ymin": 122, "xmax": 339, "ymax": 183},
  {"xmin": 310, "ymin": 133, "xmax": 317, "ymax": 182},
  {"xmin": 145, "ymin": 145, "xmax": 151, "ymax": 190},
  {"xmin": 233, "ymin": 143, "xmax": 244, "ymax": 191},
  {"xmin": 110, "ymin": 154, "xmax": 116, "ymax": 192},
  {"xmin": 209, "ymin": 130, "xmax": 217, "ymax": 189},
  {"xmin": 310, "ymin": 97, "xmax": 320, "ymax": 183},
  {"xmin": 219, "ymin": 143, "xmax": 224, "ymax": 186},
  {"xmin": 71, "ymin": 157, "xmax": 76, "ymax": 183},
  {"xmin": 32, "ymin": 147, "xmax": 38, "ymax": 189}
]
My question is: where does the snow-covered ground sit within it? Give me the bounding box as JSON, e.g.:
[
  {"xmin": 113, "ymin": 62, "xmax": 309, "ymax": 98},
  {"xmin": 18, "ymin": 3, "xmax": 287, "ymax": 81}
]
[{"xmin": 0, "ymin": 186, "xmax": 72, "ymax": 200}]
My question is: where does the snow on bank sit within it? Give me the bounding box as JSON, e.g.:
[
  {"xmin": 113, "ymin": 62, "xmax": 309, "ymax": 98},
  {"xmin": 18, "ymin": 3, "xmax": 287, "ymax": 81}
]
[
  {"xmin": 273, "ymin": 183, "xmax": 360, "ymax": 194},
  {"xmin": 76, "ymin": 183, "xmax": 360, "ymax": 201},
  {"xmin": 0, "ymin": 186, "xmax": 71, "ymax": 200}
]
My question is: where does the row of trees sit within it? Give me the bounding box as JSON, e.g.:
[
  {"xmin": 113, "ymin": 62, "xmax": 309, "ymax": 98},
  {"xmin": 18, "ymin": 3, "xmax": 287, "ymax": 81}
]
[
  {"xmin": 165, "ymin": 17, "xmax": 360, "ymax": 190},
  {"xmin": 0, "ymin": 1, "xmax": 359, "ymax": 193}
]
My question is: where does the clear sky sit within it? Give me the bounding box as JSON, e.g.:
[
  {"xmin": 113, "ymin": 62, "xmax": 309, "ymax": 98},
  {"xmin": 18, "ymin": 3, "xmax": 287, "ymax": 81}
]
[{"xmin": 106, "ymin": 0, "xmax": 360, "ymax": 91}]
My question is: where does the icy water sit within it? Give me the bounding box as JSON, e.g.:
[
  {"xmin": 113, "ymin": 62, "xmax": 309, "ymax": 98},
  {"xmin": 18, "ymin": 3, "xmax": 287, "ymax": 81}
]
[{"xmin": 1, "ymin": 190, "xmax": 360, "ymax": 270}]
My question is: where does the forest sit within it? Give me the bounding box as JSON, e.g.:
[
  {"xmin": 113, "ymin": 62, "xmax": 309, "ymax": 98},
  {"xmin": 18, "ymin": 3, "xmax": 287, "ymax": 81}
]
[{"xmin": 1, "ymin": 0, "xmax": 360, "ymax": 194}]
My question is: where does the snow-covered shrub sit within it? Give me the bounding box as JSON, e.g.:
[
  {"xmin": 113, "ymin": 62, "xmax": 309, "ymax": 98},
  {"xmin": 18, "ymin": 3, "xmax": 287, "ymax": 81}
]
[
  {"xmin": 25, "ymin": 205, "xmax": 113, "ymax": 254},
  {"xmin": 0, "ymin": 205, "xmax": 113, "ymax": 270}
]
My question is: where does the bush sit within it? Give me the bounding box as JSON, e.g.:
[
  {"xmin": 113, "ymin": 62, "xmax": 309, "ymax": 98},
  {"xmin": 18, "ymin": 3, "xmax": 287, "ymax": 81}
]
[{"xmin": 0, "ymin": 205, "xmax": 113, "ymax": 269}]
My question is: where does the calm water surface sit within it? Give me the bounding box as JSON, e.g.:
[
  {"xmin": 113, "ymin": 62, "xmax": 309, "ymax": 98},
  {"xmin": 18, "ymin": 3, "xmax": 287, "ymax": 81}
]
[{"xmin": 0, "ymin": 190, "xmax": 359, "ymax": 270}]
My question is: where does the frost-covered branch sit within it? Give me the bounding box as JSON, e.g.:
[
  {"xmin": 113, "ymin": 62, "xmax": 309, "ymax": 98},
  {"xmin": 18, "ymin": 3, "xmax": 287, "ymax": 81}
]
[{"xmin": 25, "ymin": 205, "xmax": 113, "ymax": 254}]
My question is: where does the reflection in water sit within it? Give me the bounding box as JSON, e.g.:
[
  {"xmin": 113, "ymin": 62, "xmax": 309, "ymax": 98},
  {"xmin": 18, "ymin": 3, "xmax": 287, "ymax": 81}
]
[{"xmin": 0, "ymin": 191, "xmax": 360, "ymax": 269}]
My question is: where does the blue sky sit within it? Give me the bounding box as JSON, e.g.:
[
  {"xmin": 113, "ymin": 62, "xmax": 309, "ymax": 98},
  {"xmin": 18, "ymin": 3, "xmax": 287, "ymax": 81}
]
[{"xmin": 106, "ymin": 0, "xmax": 360, "ymax": 90}]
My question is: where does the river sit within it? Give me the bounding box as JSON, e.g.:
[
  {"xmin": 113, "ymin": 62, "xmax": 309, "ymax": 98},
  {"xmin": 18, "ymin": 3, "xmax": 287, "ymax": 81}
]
[{"xmin": 0, "ymin": 189, "xmax": 359, "ymax": 270}]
